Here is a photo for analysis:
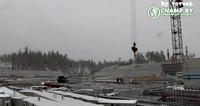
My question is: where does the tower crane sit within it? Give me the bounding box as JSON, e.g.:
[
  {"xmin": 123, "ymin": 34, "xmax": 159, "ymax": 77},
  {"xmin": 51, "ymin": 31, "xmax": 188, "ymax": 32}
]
[
  {"xmin": 169, "ymin": 0, "xmax": 184, "ymax": 63},
  {"xmin": 131, "ymin": 0, "xmax": 184, "ymax": 63},
  {"xmin": 130, "ymin": 0, "xmax": 138, "ymax": 58}
]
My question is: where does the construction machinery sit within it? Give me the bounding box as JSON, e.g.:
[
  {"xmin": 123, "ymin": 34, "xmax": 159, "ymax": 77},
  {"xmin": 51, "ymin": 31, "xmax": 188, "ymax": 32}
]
[
  {"xmin": 169, "ymin": 0, "xmax": 184, "ymax": 63},
  {"xmin": 131, "ymin": 0, "xmax": 184, "ymax": 63}
]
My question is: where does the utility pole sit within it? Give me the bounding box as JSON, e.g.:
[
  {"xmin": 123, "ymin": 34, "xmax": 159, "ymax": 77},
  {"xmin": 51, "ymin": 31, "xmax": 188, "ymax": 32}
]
[
  {"xmin": 185, "ymin": 46, "xmax": 189, "ymax": 59},
  {"xmin": 167, "ymin": 49, "xmax": 170, "ymax": 61}
]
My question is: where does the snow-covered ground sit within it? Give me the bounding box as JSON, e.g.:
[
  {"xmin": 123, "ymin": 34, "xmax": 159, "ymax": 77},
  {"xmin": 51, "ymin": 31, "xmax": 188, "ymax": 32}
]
[
  {"xmin": 1, "ymin": 86, "xmax": 137, "ymax": 106},
  {"xmin": 21, "ymin": 89, "xmax": 103, "ymax": 106},
  {"xmin": 49, "ymin": 89, "xmax": 137, "ymax": 104},
  {"xmin": 0, "ymin": 87, "xmax": 102, "ymax": 106}
]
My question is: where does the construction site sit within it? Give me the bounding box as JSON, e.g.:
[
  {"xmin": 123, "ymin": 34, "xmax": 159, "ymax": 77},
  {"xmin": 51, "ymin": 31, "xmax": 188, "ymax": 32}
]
[
  {"xmin": 0, "ymin": 0, "xmax": 199, "ymax": 106},
  {"xmin": 1, "ymin": 57, "xmax": 200, "ymax": 106}
]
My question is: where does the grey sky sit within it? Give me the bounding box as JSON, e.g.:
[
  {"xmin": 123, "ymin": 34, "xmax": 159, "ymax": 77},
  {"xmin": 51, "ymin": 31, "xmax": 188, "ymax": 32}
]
[{"xmin": 0, "ymin": 0, "xmax": 199, "ymax": 61}]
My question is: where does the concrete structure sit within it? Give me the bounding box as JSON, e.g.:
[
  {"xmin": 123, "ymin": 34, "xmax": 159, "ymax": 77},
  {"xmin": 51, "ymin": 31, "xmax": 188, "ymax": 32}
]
[
  {"xmin": 94, "ymin": 63, "xmax": 163, "ymax": 83},
  {"xmin": 162, "ymin": 63, "xmax": 182, "ymax": 75},
  {"xmin": 160, "ymin": 58, "xmax": 200, "ymax": 105},
  {"xmin": 0, "ymin": 94, "xmax": 12, "ymax": 106},
  {"xmin": 0, "ymin": 87, "xmax": 28, "ymax": 106},
  {"xmin": 183, "ymin": 58, "xmax": 200, "ymax": 89},
  {"xmin": 164, "ymin": 85, "xmax": 200, "ymax": 105}
]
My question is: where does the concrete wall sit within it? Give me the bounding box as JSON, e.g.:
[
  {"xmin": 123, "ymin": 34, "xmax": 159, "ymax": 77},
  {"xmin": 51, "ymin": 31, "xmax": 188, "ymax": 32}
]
[
  {"xmin": 162, "ymin": 63, "xmax": 182, "ymax": 75},
  {"xmin": 94, "ymin": 63, "xmax": 163, "ymax": 83},
  {"xmin": 183, "ymin": 58, "xmax": 200, "ymax": 89},
  {"xmin": 13, "ymin": 99, "xmax": 36, "ymax": 106},
  {"xmin": 184, "ymin": 67, "xmax": 200, "ymax": 89},
  {"xmin": 0, "ymin": 97, "xmax": 12, "ymax": 106},
  {"xmin": 12, "ymin": 99, "xmax": 26, "ymax": 106}
]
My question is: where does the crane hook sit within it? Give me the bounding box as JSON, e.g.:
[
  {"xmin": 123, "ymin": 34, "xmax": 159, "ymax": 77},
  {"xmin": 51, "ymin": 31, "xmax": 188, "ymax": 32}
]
[{"xmin": 131, "ymin": 42, "xmax": 138, "ymax": 57}]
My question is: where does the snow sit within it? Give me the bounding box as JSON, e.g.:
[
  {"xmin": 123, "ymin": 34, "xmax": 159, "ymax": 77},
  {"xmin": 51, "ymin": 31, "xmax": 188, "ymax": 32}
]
[
  {"xmin": 21, "ymin": 89, "xmax": 103, "ymax": 106},
  {"xmin": 50, "ymin": 90, "xmax": 137, "ymax": 104},
  {"xmin": 167, "ymin": 85, "xmax": 200, "ymax": 91},
  {"xmin": 0, "ymin": 87, "xmax": 27, "ymax": 99},
  {"xmin": 8, "ymin": 86, "xmax": 22, "ymax": 90},
  {"xmin": 98, "ymin": 99, "xmax": 137, "ymax": 104},
  {"xmin": 105, "ymin": 92, "xmax": 118, "ymax": 96},
  {"xmin": 0, "ymin": 94, "xmax": 11, "ymax": 98},
  {"xmin": 51, "ymin": 90, "xmax": 99, "ymax": 101},
  {"xmin": 0, "ymin": 87, "xmax": 102, "ymax": 106},
  {"xmin": 167, "ymin": 85, "xmax": 185, "ymax": 90},
  {"xmin": 23, "ymin": 97, "xmax": 61, "ymax": 106},
  {"xmin": 0, "ymin": 87, "xmax": 136, "ymax": 106}
]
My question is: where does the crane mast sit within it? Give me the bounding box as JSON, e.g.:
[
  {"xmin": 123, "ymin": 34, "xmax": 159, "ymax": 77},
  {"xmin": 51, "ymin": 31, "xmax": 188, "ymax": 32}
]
[
  {"xmin": 169, "ymin": 0, "xmax": 184, "ymax": 62},
  {"xmin": 131, "ymin": 0, "xmax": 184, "ymax": 62}
]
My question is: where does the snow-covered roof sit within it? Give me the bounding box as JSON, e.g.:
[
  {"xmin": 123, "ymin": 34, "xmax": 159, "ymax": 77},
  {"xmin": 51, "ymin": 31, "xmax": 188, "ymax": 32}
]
[
  {"xmin": 21, "ymin": 89, "xmax": 103, "ymax": 106},
  {"xmin": 23, "ymin": 97, "xmax": 61, "ymax": 106},
  {"xmin": 0, "ymin": 87, "xmax": 27, "ymax": 99},
  {"xmin": 0, "ymin": 94, "xmax": 11, "ymax": 98},
  {"xmin": 50, "ymin": 90, "xmax": 137, "ymax": 104},
  {"xmin": 9, "ymin": 86, "xmax": 22, "ymax": 90},
  {"xmin": 0, "ymin": 87, "xmax": 102, "ymax": 106},
  {"xmin": 98, "ymin": 98, "xmax": 137, "ymax": 104}
]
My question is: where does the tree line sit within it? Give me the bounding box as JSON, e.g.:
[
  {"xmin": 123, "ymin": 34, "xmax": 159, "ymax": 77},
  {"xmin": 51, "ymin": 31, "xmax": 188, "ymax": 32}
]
[
  {"xmin": 134, "ymin": 51, "xmax": 166, "ymax": 63},
  {"xmin": 0, "ymin": 47, "xmax": 167, "ymax": 74},
  {"xmin": 0, "ymin": 47, "xmax": 127, "ymax": 74}
]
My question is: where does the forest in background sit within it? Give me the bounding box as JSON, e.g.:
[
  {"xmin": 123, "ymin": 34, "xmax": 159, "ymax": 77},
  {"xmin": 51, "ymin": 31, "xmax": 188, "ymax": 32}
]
[{"xmin": 0, "ymin": 47, "xmax": 167, "ymax": 74}]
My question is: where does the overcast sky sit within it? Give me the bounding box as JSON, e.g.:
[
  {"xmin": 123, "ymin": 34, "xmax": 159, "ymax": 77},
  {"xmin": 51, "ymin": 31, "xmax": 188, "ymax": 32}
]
[{"xmin": 0, "ymin": 0, "xmax": 199, "ymax": 61}]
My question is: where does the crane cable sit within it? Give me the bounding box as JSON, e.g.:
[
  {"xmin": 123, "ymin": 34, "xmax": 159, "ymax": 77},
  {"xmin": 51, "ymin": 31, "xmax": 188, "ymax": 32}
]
[{"xmin": 130, "ymin": 0, "xmax": 138, "ymax": 57}]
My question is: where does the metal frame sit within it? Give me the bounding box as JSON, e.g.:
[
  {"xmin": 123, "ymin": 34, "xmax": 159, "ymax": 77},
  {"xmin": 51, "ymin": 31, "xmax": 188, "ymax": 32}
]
[{"xmin": 169, "ymin": 0, "xmax": 184, "ymax": 62}]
